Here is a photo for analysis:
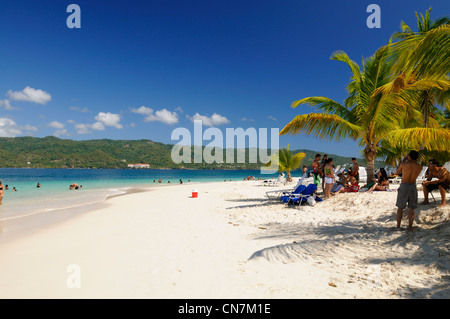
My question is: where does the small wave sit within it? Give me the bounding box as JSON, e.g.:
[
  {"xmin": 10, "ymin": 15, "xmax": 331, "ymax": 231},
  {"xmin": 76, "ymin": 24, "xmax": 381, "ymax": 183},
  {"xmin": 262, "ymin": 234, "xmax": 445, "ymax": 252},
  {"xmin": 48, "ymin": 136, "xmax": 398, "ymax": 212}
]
[{"xmin": 0, "ymin": 187, "xmax": 129, "ymax": 222}]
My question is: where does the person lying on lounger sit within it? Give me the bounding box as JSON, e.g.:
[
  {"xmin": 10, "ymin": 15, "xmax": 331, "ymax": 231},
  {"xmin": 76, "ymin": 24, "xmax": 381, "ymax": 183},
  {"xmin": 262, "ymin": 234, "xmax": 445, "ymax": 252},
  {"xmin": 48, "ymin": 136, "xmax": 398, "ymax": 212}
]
[{"xmin": 367, "ymin": 168, "xmax": 390, "ymax": 192}]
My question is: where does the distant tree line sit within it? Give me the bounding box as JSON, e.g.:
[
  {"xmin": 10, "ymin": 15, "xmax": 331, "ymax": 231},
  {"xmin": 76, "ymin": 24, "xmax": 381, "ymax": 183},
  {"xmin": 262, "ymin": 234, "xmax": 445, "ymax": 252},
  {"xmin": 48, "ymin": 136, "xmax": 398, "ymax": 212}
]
[{"xmin": 0, "ymin": 136, "xmax": 378, "ymax": 170}]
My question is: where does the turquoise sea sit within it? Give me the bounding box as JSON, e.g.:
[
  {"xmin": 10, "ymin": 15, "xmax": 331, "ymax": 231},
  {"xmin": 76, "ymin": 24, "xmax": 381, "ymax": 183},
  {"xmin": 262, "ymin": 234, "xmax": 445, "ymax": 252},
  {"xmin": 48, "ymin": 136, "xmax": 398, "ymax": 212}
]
[{"xmin": 0, "ymin": 168, "xmax": 280, "ymax": 221}]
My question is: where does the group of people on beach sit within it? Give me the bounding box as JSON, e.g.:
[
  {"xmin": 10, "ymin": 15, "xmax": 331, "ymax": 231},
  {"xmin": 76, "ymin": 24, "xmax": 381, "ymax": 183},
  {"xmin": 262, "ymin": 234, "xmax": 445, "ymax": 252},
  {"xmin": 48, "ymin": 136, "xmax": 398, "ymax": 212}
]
[
  {"xmin": 309, "ymin": 154, "xmax": 361, "ymax": 199},
  {"xmin": 306, "ymin": 151, "xmax": 449, "ymax": 231}
]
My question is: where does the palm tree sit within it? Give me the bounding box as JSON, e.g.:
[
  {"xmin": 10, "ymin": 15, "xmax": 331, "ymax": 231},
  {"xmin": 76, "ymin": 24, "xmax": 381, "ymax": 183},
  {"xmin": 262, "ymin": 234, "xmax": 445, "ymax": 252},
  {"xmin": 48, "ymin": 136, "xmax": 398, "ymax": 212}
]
[
  {"xmin": 390, "ymin": 11, "xmax": 450, "ymax": 79},
  {"xmin": 280, "ymin": 8, "xmax": 450, "ymax": 183},
  {"xmin": 279, "ymin": 47, "xmax": 445, "ymax": 183},
  {"xmin": 390, "ymin": 7, "xmax": 450, "ymax": 129},
  {"xmin": 392, "ymin": 7, "xmax": 449, "ymax": 41},
  {"xmin": 264, "ymin": 145, "xmax": 305, "ymax": 182},
  {"xmin": 371, "ymin": 8, "xmax": 450, "ymax": 163}
]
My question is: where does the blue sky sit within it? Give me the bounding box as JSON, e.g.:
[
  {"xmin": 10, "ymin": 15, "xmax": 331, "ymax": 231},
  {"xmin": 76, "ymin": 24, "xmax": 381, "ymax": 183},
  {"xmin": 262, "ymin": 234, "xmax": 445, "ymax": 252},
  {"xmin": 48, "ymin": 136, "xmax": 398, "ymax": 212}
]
[{"xmin": 0, "ymin": 0, "xmax": 448, "ymax": 157}]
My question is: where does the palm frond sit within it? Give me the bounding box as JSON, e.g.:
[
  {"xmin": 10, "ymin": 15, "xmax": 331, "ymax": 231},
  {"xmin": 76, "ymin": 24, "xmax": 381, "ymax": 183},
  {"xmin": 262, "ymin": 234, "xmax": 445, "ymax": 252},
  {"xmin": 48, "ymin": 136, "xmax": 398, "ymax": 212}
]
[
  {"xmin": 290, "ymin": 97, "xmax": 353, "ymax": 120},
  {"xmin": 390, "ymin": 24, "xmax": 450, "ymax": 78},
  {"xmin": 280, "ymin": 113, "xmax": 362, "ymax": 141},
  {"xmin": 263, "ymin": 146, "xmax": 306, "ymax": 174},
  {"xmin": 385, "ymin": 128, "xmax": 450, "ymax": 151},
  {"xmin": 330, "ymin": 51, "xmax": 362, "ymax": 84}
]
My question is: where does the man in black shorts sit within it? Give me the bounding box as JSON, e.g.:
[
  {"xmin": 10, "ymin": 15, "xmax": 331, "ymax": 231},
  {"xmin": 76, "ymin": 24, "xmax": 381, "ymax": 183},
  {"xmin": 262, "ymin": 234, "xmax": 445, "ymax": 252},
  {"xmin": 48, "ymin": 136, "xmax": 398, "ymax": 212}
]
[
  {"xmin": 395, "ymin": 151, "xmax": 423, "ymax": 231},
  {"xmin": 421, "ymin": 159, "xmax": 450, "ymax": 207}
]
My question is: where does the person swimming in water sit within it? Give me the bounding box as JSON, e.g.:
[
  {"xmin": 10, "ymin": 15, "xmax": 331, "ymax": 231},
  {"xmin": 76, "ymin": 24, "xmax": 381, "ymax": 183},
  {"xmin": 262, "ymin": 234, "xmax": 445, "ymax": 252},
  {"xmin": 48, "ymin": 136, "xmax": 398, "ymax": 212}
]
[{"xmin": 69, "ymin": 183, "xmax": 80, "ymax": 190}]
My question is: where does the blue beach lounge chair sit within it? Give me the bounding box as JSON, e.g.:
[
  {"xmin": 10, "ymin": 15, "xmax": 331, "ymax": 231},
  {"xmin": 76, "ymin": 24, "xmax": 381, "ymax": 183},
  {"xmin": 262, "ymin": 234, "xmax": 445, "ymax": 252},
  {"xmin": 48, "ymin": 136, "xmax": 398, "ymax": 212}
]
[
  {"xmin": 266, "ymin": 176, "xmax": 307, "ymax": 200},
  {"xmin": 288, "ymin": 183, "xmax": 323, "ymax": 205},
  {"xmin": 280, "ymin": 184, "xmax": 307, "ymax": 203}
]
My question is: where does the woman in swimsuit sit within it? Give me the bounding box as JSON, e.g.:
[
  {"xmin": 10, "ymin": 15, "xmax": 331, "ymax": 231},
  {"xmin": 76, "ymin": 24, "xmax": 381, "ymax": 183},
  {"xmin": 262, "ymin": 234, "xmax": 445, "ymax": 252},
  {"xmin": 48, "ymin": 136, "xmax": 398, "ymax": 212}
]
[
  {"xmin": 312, "ymin": 154, "xmax": 322, "ymax": 187},
  {"xmin": 368, "ymin": 169, "xmax": 390, "ymax": 192},
  {"xmin": 324, "ymin": 158, "xmax": 335, "ymax": 199}
]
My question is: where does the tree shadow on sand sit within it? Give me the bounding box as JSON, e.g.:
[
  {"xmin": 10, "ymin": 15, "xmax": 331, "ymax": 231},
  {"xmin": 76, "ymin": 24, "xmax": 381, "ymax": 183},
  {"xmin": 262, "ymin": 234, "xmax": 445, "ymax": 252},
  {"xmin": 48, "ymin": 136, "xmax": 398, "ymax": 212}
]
[
  {"xmin": 225, "ymin": 197, "xmax": 281, "ymax": 209},
  {"xmin": 247, "ymin": 210, "xmax": 449, "ymax": 298}
]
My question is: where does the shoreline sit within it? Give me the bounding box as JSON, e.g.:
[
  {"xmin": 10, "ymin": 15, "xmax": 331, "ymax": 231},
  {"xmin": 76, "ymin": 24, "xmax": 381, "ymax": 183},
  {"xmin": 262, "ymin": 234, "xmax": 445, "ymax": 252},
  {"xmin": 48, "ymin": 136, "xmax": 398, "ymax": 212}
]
[
  {"xmin": 0, "ymin": 179, "xmax": 448, "ymax": 298},
  {"xmin": 0, "ymin": 180, "xmax": 236, "ymax": 242},
  {"xmin": 0, "ymin": 185, "xmax": 156, "ymax": 243}
]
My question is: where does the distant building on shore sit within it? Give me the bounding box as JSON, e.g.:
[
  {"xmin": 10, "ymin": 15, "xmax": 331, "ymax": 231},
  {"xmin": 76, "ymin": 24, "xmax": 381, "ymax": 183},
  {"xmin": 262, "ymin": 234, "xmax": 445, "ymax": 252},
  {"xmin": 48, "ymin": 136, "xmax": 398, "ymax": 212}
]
[{"xmin": 127, "ymin": 163, "xmax": 150, "ymax": 169}]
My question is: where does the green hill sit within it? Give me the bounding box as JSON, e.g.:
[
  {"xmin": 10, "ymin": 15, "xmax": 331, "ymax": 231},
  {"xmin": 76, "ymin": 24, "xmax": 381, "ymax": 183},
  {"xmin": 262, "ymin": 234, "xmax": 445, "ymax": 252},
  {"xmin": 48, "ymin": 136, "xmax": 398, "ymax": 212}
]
[{"xmin": 0, "ymin": 136, "xmax": 383, "ymax": 170}]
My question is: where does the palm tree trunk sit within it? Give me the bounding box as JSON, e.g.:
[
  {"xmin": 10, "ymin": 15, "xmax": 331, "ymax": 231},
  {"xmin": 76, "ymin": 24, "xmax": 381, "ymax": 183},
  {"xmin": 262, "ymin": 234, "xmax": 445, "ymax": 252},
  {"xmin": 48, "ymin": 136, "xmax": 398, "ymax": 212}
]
[
  {"xmin": 364, "ymin": 145, "xmax": 377, "ymax": 184},
  {"xmin": 286, "ymin": 171, "xmax": 292, "ymax": 182},
  {"xmin": 366, "ymin": 158, "xmax": 375, "ymax": 186}
]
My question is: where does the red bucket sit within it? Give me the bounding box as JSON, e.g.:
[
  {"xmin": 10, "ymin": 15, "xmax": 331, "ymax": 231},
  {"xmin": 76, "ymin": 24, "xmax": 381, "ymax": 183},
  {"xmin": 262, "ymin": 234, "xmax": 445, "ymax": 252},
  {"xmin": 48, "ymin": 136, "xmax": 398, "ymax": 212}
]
[{"xmin": 192, "ymin": 189, "xmax": 198, "ymax": 198}]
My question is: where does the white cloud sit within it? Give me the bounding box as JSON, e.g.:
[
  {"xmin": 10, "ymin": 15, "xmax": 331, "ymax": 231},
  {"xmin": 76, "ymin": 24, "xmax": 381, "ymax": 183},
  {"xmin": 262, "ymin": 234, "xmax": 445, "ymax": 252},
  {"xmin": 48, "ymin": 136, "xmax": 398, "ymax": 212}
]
[
  {"xmin": 48, "ymin": 121, "xmax": 68, "ymax": 136},
  {"xmin": 131, "ymin": 106, "xmax": 153, "ymax": 115},
  {"xmin": 0, "ymin": 118, "xmax": 39, "ymax": 137},
  {"xmin": 187, "ymin": 112, "xmax": 230, "ymax": 127},
  {"xmin": 70, "ymin": 112, "xmax": 122, "ymax": 135},
  {"xmin": 91, "ymin": 121, "xmax": 105, "ymax": 131},
  {"xmin": 53, "ymin": 129, "xmax": 69, "ymax": 137},
  {"xmin": 22, "ymin": 124, "xmax": 38, "ymax": 132},
  {"xmin": 48, "ymin": 121, "xmax": 65, "ymax": 129},
  {"xmin": 74, "ymin": 123, "xmax": 90, "ymax": 135},
  {"xmin": 174, "ymin": 106, "xmax": 184, "ymax": 113},
  {"xmin": 145, "ymin": 109, "xmax": 178, "ymax": 124},
  {"xmin": 0, "ymin": 118, "xmax": 22, "ymax": 137},
  {"xmin": 94, "ymin": 112, "xmax": 123, "ymax": 129},
  {"xmin": 131, "ymin": 106, "xmax": 179, "ymax": 125},
  {"xmin": 267, "ymin": 115, "xmax": 277, "ymax": 121},
  {"xmin": 240, "ymin": 117, "xmax": 254, "ymax": 122},
  {"xmin": 73, "ymin": 122, "xmax": 104, "ymax": 134},
  {"xmin": 7, "ymin": 86, "xmax": 52, "ymax": 105},
  {"xmin": 0, "ymin": 99, "xmax": 17, "ymax": 110}
]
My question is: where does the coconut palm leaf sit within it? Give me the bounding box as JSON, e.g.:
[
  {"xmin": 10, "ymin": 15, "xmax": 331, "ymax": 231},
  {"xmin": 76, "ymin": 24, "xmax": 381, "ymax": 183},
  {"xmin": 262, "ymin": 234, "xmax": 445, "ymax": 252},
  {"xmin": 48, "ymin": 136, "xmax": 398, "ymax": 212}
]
[
  {"xmin": 291, "ymin": 97, "xmax": 354, "ymax": 121},
  {"xmin": 264, "ymin": 145, "xmax": 305, "ymax": 181},
  {"xmin": 391, "ymin": 24, "xmax": 450, "ymax": 78},
  {"xmin": 330, "ymin": 51, "xmax": 362, "ymax": 84},
  {"xmin": 280, "ymin": 113, "xmax": 362, "ymax": 141},
  {"xmin": 385, "ymin": 128, "xmax": 450, "ymax": 151}
]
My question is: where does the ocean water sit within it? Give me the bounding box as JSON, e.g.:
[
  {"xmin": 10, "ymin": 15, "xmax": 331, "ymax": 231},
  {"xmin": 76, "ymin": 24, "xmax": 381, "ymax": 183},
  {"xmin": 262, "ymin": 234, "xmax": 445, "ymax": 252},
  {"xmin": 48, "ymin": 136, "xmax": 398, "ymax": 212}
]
[{"xmin": 0, "ymin": 168, "xmax": 280, "ymax": 221}]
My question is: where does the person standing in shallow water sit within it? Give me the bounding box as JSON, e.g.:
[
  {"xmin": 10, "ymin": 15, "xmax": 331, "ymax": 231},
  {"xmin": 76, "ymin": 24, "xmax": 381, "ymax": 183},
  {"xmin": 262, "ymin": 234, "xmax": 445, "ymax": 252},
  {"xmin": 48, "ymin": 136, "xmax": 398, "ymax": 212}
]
[
  {"xmin": 395, "ymin": 150, "xmax": 423, "ymax": 231},
  {"xmin": 0, "ymin": 181, "xmax": 4, "ymax": 205}
]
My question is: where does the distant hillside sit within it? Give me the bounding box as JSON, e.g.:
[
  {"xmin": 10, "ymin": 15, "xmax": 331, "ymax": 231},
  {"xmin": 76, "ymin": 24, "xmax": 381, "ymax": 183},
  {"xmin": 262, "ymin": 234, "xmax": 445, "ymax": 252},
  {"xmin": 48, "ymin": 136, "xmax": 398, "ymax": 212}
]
[{"xmin": 0, "ymin": 136, "xmax": 383, "ymax": 170}]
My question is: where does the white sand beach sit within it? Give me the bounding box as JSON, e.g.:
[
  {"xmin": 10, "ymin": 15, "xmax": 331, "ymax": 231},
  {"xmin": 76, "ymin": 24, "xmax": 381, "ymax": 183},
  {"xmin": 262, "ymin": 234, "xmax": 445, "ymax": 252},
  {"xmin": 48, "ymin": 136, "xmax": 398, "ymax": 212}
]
[{"xmin": 0, "ymin": 180, "xmax": 448, "ymax": 299}]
